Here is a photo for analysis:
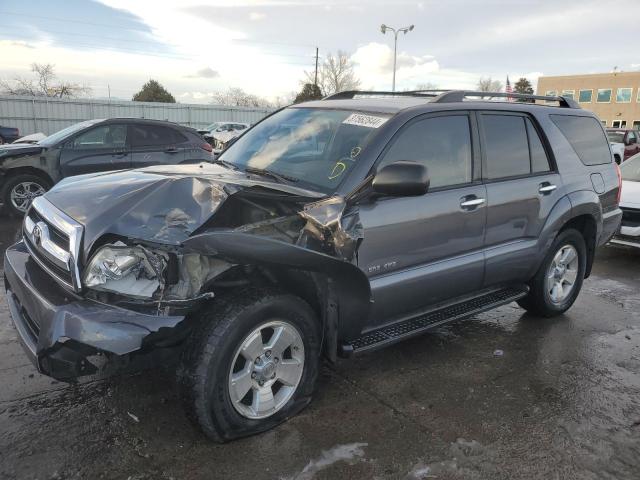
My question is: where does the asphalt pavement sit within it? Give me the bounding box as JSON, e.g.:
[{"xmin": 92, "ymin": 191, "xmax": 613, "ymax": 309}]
[{"xmin": 0, "ymin": 216, "xmax": 639, "ymax": 480}]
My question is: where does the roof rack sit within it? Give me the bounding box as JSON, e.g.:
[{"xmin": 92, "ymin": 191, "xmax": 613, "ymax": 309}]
[
  {"xmin": 323, "ymin": 90, "xmax": 446, "ymax": 100},
  {"xmin": 431, "ymin": 90, "xmax": 580, "ymax": 108},
  {"xmin": 323, "ymin": 89, "xmax": 580, "ymax": 109}
]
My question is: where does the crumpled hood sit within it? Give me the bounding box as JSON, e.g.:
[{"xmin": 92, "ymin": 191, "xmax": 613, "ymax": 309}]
[
  {"xmin": 43, "ymin": 163, "xmax": 324, "ymax": 257},
  {"xmin": 0, "ymin": 143, "xmax": 44, "ymax": 160}
]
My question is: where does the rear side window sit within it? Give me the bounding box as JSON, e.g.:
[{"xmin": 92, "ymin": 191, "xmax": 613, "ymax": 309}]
[
  {"xmin": 550, "ymin": 115, "xmax": 611, "ymax": 165},
  {"xmin": 482, "ymin": 114, "xmax": 530, "ymax": 179},
  {"xmin": 380, "ymin": 114, "xmax": 472, "ymax": 189},
  {"xmin": 129, "ymin": 125, "xmax": 186, "ymax": 147},
  {"xmin": 526, "ymin": 119, "xmax": 551, "ymax": 172}
]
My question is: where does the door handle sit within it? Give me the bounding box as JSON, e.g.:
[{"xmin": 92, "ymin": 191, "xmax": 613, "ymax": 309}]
[
  {"xmin": 538, "ymin": 183, "xmax": 557, "ymax": 194},
  {"xmin": 165, "ymin": 147, "xmax": 179, "ymax": 153},
  {"xmin": 460, "ymin": 197, "xmax": 486, "ymax": 209}
]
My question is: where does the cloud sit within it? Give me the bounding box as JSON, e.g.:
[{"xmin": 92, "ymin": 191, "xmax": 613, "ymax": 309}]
[
  {"xmin": 0, "ymin": 40, "xmax": 36, "ymax": 49},
  {"xmin": 249, "ymin": 12, "xmax": 266, "ymax": 20},
  {"xmin": 186, "ymin": 67, "xmax": 220, "ymax": 78}
]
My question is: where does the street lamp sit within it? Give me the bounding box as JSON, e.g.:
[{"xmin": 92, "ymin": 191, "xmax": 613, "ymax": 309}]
[{"xmin": 380, "ymin": 23, "xmax": 414, "ymax": 92}]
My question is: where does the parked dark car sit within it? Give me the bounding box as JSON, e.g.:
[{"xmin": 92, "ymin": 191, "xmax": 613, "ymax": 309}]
[
  {"xmin": 606, "ymin": 128, "xmax": 640, "ymax": 162},
  {"xmin": 0, "ymin": 118, "xmax": 213, "ymax": 215},
  {"xmin": 4, "ymin": 90, "xmax": 622, "ymax": 442},
  {"xmin": 0, "ymin": 125, "xmax": 20, "ymax": 144}
]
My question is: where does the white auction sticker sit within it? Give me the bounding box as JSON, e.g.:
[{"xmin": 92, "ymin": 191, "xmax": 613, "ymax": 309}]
[{"xmin": 342, "ymin": 113, "xmax": 388, "ymax": 128}]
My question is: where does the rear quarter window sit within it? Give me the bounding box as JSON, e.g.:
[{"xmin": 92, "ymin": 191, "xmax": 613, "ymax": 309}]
[{"xmin": 550, "ymin": 114, "xmax": 611, "ymax": 166}]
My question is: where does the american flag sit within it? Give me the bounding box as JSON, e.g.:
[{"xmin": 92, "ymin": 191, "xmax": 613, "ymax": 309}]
[{"xmin": 505, "ymin": 75, "xmax": 513, "ymax": 101}]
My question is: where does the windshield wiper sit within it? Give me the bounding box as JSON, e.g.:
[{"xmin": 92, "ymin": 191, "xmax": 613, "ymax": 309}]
[
  {"xmin": 213, "ymin": 159, "xmax": 239, "ymax": 170},
  {"xmin": 244, "ymin": 166, "xmax": 299, "ymax": 183}
]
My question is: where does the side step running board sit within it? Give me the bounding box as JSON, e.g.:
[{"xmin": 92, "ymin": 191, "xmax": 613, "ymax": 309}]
[{"xmin": 341, "ymin": 286, "xmax": 528, "ymax": 356}]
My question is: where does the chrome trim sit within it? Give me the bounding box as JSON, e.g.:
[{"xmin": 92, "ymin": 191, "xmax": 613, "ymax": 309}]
[
  {"xmin": 538, "ymin": 184, "xmax": 557, "ymax": 193},
  {"xmin": 460, "ymin": 198, "xmax": 485, "ymax": 207},
  {"xmin": 24, "ymin": 196, "xmax": 84, "ymax": 292}
]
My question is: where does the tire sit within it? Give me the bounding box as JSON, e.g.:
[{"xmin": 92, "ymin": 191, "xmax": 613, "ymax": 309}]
[
  {"xmin": 517, "ymin": 228, "xmax": 587, "ymax": 317},
  {"xmin": 1, "ymin": 173, "xmax": 51, "ymax": 217},
  {"xmin": 178, "ymin": 288, "xmax": 321, "ymax": 442}
]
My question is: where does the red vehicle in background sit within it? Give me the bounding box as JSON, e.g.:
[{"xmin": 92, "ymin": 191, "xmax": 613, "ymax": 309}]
[{"xmin": 607, "ymin": 128, "xmax": 640, "ymax": 162}]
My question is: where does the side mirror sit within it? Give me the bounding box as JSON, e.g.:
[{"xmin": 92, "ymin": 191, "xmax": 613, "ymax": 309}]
[{"xmin": 372, "ymin": 161, "xmax": 429, "ymax": 197}]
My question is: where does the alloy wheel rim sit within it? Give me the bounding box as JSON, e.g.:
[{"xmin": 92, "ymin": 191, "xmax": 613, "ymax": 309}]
[
  {"xmin": 228, "ymin": 320, "xmax": 305, "ymax": 420},
  {"xmin": 10, "ymin": 181, "xmax": 46, "ymax": 212},
  {"xmin": 546, "ymin": 244, "xmax": 579, "ymax": 304}
]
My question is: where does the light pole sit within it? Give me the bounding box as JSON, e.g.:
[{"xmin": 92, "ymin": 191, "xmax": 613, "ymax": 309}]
[{"xmin": 380, "ymin": 24, "xmax": 414, "ymax": 92}]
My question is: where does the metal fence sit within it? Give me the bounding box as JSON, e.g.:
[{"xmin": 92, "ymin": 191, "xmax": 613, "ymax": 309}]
[{"xmin": 0, "ymin": 95, "xmax": 273, "ymax": 137}]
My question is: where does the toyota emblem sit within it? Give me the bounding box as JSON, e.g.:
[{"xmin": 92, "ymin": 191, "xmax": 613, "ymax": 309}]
[{"xmin": 32, "ymin": 225, "xmax": 42, "ymax": 245}]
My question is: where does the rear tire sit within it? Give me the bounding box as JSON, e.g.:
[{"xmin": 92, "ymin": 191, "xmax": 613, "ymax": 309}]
[
  {"xmin": 178, "ymin": 288, "xmax": 321, "ymax": 442},
  {"xmin": 517, "ymin": 228, "xmax": 586, "ymax": 317},
  {"xmin": 1, "ymin": 173, "xmax": 51, "ymax": 217}
]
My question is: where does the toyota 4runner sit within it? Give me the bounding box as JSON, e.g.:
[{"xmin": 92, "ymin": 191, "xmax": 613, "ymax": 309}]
[{"xmin": 4, "ymin": 90, "xmax": 622, "ymax": 441}]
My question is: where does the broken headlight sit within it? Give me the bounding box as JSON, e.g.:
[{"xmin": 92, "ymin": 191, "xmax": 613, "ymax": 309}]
[{"xmin": 83, "ymin": 244, "xmax": 167, "ymax": 298}]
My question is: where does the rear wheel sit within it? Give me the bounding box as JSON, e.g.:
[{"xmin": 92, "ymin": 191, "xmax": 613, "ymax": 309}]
[
  {"xmin": 1, "ymin": 173, "xmax": 51, "ymax": 216},
  {"xmin": 517, "ymin": 228, "xmax": 586, "ymax": 317},
  {"xmin": 178, "ymin": 289, "xmax": 321, "ymax": 442}
]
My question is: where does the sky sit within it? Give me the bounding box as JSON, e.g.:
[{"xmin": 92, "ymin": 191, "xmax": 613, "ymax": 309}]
[{"xmin": 1, "ymin": 0, "xmax": 640, "ymax": 104}]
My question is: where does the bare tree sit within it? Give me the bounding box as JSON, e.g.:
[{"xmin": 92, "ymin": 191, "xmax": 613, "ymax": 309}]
[
  {"xmin": 211, "ymin": 87, "xmax": 273, "ymax": 108},
  {"xmin": 476, "ymin": 77, "xmax": 503, "ymax": 93},
  {"xmin": 0, "ymin": 63, "xmax": 91, "ymax": 98},
  {"xmin": 405, "ymin": 82, "xmax": 439, "ymax": 91},
  {"xmin": 304, "ymin": 51, "xmax": 360, "ymax": 96}
]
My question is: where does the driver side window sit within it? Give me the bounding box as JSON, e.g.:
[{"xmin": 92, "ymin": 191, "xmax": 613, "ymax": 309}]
[
  {"xmin": 72, "ymin": 125, "xmax": 127, "ymax": 150},
  {"xmin": 379, "ymin": 115, "xmax": 473, "ymax": 189}
]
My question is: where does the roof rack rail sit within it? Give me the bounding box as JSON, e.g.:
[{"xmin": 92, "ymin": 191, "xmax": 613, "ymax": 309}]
[
  {"xmin": 431, "ymin": 90, "xmax": 581, "ymax": 109},
  {"xmin": 323, "ymin": 90, "xmax": 445, "ymax": 100},
  {"xmin": 323, "ymin": 89, "xmax": 580, "ymax": 109}
]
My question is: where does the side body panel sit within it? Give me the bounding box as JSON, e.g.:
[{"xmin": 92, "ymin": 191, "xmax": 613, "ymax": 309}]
[{"xmin": 358, "ymin": 185, "xmax": 487, "ymax": 328}]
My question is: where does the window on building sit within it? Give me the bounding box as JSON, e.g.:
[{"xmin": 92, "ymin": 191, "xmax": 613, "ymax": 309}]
[
  {"xmin": 612, "ymin": 120, "xmax": 627, "ymax": 128},
  {"xmin": 601, "ymin": 120, "xmax": 607, "ymax": 126},
  {"xmin": 616, "ymin": 88, "xmax": 633, "ymax": 103},
  {"xmin": 632, "ymin": 120, "xmax": 640, "ymax": 130},
  {"xmin": 545, "ymin": 90, "xmax": 557, "ymax": 97},
  {"xmin": 597, "ymin": 89, "xmax": 612, "ymax": 103},
  {"xmin": 561, "ymin": 90, "xmax": 575, "ymax": 99},
  {"xmin": 578, "ymin": 90, "xmax": 593, "ymax": 103}
]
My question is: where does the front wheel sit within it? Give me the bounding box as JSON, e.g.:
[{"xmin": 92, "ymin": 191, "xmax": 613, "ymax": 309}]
[
  {"xmin": 1, "ymin": 173, "xmax": 50, "ymax": 216},
  {"xmin": 178, "ymin": 289, "xmax": 321, "ymax": 442},
  {"xmin": 517, "ymin": 228, "xmax": 587, "ymax": 317}
]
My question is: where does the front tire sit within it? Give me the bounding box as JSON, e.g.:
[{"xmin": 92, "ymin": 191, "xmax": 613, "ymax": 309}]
[
  {"xmin": 1, "ymin": 173, "xmax": 50, "ymax": 216},
  {"xmin": 178, "ymin": 289, "xmax": 321, "ymax": 442},
  {"xmin": 517, "ymin": 228, "xmax": 587, "ymax": 317}
]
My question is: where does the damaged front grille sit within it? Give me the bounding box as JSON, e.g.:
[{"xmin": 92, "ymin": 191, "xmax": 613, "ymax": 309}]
[{"xmin": 23, "ymin": 197, "xmax": 84, "ymax": 292}]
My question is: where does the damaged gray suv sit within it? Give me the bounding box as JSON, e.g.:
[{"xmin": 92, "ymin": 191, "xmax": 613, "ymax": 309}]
[{"xmin": 4, "ymin": 90, "xmax": 622, "ymax": 441}]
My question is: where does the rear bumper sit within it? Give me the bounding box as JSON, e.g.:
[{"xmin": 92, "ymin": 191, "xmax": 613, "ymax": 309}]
[
  {"xmin": 4, "ymin": 241, "xmax": 186, "ymax": 381},
  {"xmin": 610, "ymin": 224, "xmax": 640, "ymax": 248},
  {"xmin": 600, "ymin": 208, "xmax": 623, "ymax": 246}
]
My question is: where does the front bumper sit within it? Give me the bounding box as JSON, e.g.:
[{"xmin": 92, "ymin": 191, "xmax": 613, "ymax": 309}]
[{"xmin": 4, "ymin": 241, "xmax": 186, "ymax": 381}]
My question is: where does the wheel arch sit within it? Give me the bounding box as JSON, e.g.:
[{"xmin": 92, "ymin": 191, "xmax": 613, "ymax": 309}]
[
  {"xmin": 183, "ymin": 232, "xmax": 372, "ymax": 362},
  {"xmin": 2, "ymin": 166, "xmax": 54, "ymax": 187}
]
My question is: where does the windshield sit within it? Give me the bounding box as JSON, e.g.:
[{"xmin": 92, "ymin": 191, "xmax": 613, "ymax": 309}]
[
  {"xmin": 621, "ymin": 153, "xmax": 640, "ymax": 181},
  {"xmin": 220, "ymin": 108, "xmax": 387, "ymax": 192},
  {"xmin": 607, "ymin": 131, "xmax": 625, "ymax": 144},
  {"xmin": 39, "ymin": 119, "xmax": 103, "ymax": 147}
]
